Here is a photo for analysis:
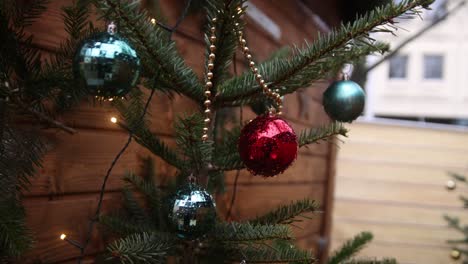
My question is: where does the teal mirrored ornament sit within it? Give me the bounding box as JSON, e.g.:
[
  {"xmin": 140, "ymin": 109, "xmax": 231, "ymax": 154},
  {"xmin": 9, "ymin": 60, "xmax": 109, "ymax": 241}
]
[
  {"xmin": 323, "ymin": 80, "xmax": 365, "ymax": 122},
  {"xmin": 74, "ymin": 24, "xmax": 140, "ymax": 100},
  {"xmin": 168, "ymin": 183, "xmax": 216, "ymax": 239}
]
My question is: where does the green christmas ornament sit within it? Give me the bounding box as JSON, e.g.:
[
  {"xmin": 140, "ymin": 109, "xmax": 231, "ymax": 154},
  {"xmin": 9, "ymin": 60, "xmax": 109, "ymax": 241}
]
[
  {"xmin": 74, "ymin": 22, "xmax": 140, "ymax": 100},
  {"xmin": 168, "ymin": 182, "xmax": 216, "ymax": 239},
  {"xmin": 323, "ymin": 80, "xmax": 365, "ymax": 122}
]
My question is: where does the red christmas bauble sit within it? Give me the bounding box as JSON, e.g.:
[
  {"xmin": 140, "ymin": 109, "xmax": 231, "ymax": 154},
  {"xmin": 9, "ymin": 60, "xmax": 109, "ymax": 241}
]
[{"xmin": 238, "ymin": 115, "xmax": 298, "ymax": 177}]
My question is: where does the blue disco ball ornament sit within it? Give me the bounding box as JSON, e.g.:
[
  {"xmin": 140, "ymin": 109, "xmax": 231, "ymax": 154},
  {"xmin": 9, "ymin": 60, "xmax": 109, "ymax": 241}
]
[
  {"xmin": 74, "ymin": 32, "xmax": 140, "ymax": 99},
  {"xmin": 323, "ymin": 80, "xmax": 365, "ymax": 122},
  {"xmin": 168, "ymin": 183, "xmax": 217, "ymax": 239}
]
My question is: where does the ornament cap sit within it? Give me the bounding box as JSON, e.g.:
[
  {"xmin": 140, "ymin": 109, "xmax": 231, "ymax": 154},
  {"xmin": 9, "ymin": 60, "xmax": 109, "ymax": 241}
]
[{"xmin": 107, "ymin": 21, "xmax": 117, "ymax": 35}]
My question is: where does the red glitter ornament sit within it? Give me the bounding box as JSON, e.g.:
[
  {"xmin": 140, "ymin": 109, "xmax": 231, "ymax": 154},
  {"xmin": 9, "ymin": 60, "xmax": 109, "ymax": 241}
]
[{"xmin": 238, "ymin": 115, "xmax": 298, "ymax": 177}]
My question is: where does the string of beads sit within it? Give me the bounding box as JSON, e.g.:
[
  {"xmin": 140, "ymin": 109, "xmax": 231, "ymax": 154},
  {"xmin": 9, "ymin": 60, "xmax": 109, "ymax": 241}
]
[
  {"xmin": 234, "ymin": 24, "xmax": 283, "ymax": 116},
  {"xmin": 202, "ymin": 17, "xmax": 217, "ymax": 142}
]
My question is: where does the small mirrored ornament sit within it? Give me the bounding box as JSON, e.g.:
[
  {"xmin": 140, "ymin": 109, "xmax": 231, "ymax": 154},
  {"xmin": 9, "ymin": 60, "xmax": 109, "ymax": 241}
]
[
  {"xmin": 73, "ymin": 22, "xmax": 140, "ymax": 100},
  {"xmin": 168, "ymin": 183, "xmax": 216, "ymax": 239},
  {"xmin": 323, "ymin": 80, "xmax": 365, "ymax": 122}
]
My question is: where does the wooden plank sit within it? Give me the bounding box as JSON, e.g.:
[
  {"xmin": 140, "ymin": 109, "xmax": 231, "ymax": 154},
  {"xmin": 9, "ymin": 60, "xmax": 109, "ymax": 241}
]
[
  {"xmin": 346, "ymin": 123, "xmax": 468, "ymax": 151},
  {"xmin": 28, "ymin": 129, "xmax": 177, "ymax": 196},
  {"xmin": 339, "ymin": 140, "xmax": 468, "ymax": 169},
  {"xmin": 337, "ymin": 159, "xmax": 467, "ymax": 186},
  {"xmin": 330, "ymin": 240, "xmax": 453, "ymax": 264},
  {"xmin": 334, "ymin": 199, "xmax": 468, "ymax": 227},
  {"xmin": 332, "ymin": 220, "xmax": 464, "ymax": 248},
  {"xmin": 335, "ymin": 177, "xmax": 464, "ymax": 208}
]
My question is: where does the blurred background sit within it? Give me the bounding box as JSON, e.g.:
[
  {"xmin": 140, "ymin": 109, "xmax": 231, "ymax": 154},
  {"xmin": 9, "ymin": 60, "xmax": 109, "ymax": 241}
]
[
  {"xmin": 331, "ymin": 0, "xmax": 468, "ymax": 263},
  {"xmin": 16, "ymin": 0, "xmax": 468, "ymax": 263}
]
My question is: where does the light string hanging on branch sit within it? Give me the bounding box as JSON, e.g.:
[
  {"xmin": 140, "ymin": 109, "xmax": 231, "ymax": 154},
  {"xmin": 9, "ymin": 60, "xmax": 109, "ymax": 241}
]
[{"xmin": 233, "ymin": 16, "xmax": 299, "ymax": 178}]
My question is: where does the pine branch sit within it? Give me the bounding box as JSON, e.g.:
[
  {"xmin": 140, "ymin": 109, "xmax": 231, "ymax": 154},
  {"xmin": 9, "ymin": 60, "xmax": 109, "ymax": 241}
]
[
  {"xmin": 107, "ymin": 232, "xmax": 174, "ymax": 264},
  {"xmin": 123, "ymin": 172, "xmax": 163, "ymax": 227},
  {"xmin": 122, "ymin": 187, "xmax": 150, "ymax": 225},
  {"xmin": 212, "ymin": 223, "xmax": 291, "ymax": 242},
  {"xmin": 299, "ymin": 122, "xmax": 348, "ymax": 148},
  {"xmin": 449, "ymin": 172, "xmax": 467, "ymax": 183},
  {"xmin": 217, "ymin": 0, "xmax": 434, "ymax": 106},
  {"xmin": 327, "ymin": 232, "xmax": 374, "ymax": 264},
  {"xmin": 100, "ymin": 214, "xmax": 151, "ymax": 236},
  {"xmin": 236, "ymin": 244, "xmax": 315, "ymax": 264},
  {"xmin": 250, "ymin": 199, "xmax": 320, "ymax": 225},
  {"xmin": 114, "ymin": 91, "xmax": 184, "ymax": 170},
  {"xmin": 174, "ymin": 114, "xmax": 214, "ymax": 174},
  {"xmin": 0, "ymin": 198, "xmax": 33, "ymax": 257},
  {"xmin": 94, "ymin": 0, "xmax": 204, "ymax": 102},
  {"xmin": 213, "ymin": 127, "xmax": 244, "ymax": 171}
]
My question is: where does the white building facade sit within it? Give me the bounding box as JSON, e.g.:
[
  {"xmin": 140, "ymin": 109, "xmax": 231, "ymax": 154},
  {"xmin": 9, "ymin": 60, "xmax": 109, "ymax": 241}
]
[{"xmin": 366, "ymin": 0, "xmax": 468, "ymax": 121}]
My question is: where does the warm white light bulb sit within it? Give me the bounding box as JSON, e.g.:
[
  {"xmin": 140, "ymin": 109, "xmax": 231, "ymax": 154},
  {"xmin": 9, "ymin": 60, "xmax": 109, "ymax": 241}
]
[
  {"xmin": 150, "ymin": 18, "xmax": 156, "ymax": 24},
  {"xmin": 110, "ymin": 117, "xmax": 118, "ymax": 124},
  {"xmin": 60, "ymin": 234, "xmax": 66, "ymax": 240}
]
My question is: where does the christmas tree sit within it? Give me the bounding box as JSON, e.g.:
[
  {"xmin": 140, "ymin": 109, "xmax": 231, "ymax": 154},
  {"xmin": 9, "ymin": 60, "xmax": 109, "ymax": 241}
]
[{"xmin": 0, "ymin": 0, "xmax": 434, "ymax": 263}]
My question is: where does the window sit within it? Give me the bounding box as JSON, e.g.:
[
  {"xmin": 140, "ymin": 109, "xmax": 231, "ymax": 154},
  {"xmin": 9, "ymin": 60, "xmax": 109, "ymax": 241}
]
[
  {"xmin": 389, "ymin": 55, "xmax": 408, "ymax": 79},
  {"xmin": 423, "ymin": 55, "xmax": 444, "ymax": 79}
]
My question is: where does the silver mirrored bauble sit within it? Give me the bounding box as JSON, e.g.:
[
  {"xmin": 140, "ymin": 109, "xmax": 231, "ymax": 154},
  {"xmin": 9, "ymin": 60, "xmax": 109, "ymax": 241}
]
[
  {"xmin": 169, "ymin": 183, "xmax": 216, "ymax": 239},
  {"xmin": 74, "ymin": 32, "xmax": 140, "ymax": 99}
]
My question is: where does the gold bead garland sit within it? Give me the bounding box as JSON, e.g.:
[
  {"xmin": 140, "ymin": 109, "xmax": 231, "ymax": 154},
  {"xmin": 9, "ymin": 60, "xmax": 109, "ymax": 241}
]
[
  {"xmin": 235, "ymin": 25, "xmax": 283, "ymax": 115},
  {"xmin": 202, "ymin": 17, "xmax": 218, "ymax": 142}
]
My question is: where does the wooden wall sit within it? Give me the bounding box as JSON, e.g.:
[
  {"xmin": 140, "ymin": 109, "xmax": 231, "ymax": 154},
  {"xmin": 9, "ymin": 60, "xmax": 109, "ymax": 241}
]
[
  {"xmin": 330, "ymin": 121, "xmax": 468, "ymax": 264},
  {"xmin": 21, "ymin": 1, "xmax": 340, "ymax": 263}
]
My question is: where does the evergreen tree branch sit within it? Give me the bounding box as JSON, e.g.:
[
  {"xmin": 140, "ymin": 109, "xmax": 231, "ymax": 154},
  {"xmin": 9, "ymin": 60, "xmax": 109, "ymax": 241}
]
[
  {"xmin": 94, "ymin": 0, "xmax": 204, "ymax": 102},
  {"xmin": 12, "ymin": 100, "xmax": 76, "ymax": 134},
  {"xmin": 217, "ymin": 0, "xmax": 434, "ymax": 106},
  {"xmin": 107, "ymin": 232, "xmax": 174, "ymax": 264},
  {"xmin": 114, "ymin": 91, "xmax": 184, "ymax": 170},
  {"xmin": 0, "ymin": 198, "xmax": 33, "ymax": 257},
  {"xmin": 122, "ymin": 187, "xmax": 150, "ymax": 225},
  {"xmin": 174, "ymin": 114, "xmax": 214, "ymax": 174},
  {"xmin": 250, "ymin": 199, "xmax": 320, "ymax": 225},
  {"xmin": 212, "ymin": 223, "xmax": 291, "ymax": 242},
  {"xmin": 100, "ymin": 214, "xmax": 151, "ymax": 236},
  {"xmin": 235, "ymin": 245, "xmax": 315, "ymax": 263},
  {"xmin": 299, "ymin": 122, "xmax": 348, "ymax": 148},
  {"xmin": 327, "ymin": 232, "xmax": 374, "ymax": 264},
  {"xmin": 123, "ymin": 171, "xmax": 165, "ymax": 228},
  {"xmin": 213, "ymin": 127, "xmax": 244, "ymax": 171}
]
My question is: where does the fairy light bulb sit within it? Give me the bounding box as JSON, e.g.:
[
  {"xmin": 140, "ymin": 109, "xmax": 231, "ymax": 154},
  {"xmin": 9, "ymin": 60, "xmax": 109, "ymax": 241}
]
[
  {"xmin": 110, "ymin": 117, "xmax": 117, "ymax": 124},
  {"xmin": 150, "ymin": 18, "xmax": 156, "ymax": 24},
  {"xmin": 60, "ymin": 234, "xmax": 67, "ymax": 240}
]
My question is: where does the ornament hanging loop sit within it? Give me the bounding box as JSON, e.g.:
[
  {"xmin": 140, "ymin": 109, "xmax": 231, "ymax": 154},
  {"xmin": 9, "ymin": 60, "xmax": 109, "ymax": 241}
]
[
  {"xmin": 107, "ymin": 21, "xmax": 117, "ymax": 35},
  {"xmin": 341, "ymin": 63, "xmax": 354, "ymax": 81}
]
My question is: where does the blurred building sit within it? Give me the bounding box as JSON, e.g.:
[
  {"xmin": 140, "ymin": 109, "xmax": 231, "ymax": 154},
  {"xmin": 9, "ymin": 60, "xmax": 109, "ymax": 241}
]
[{"xmin": 365, "ymin": 0, "xmax": 468, "ymax": 125}]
